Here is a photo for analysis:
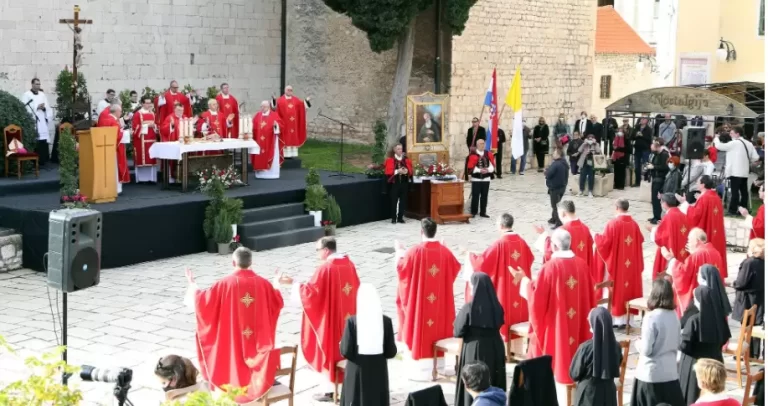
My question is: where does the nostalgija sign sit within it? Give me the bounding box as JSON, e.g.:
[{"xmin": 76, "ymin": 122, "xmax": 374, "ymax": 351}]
[{"xmin": 606, "ymin": 87, "xmax": 758, "ymax": 118}]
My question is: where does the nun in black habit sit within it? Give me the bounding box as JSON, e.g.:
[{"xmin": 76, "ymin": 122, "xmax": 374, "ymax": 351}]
[
  {"xmin": 698, "ymin": 264, "xmax": 733, "ymax": 317},
  {"xmin": 454, "ymin": 272, "xmax": 507, "ymax": 406},
  {"xmin": 678, "ymin": 286, "xmax": 732, "ymax": 406},
  {"xmin": 339, "ymin": 283, "xmax": 398, "ymax": 406},
  {"xmin": 569, "ymin": 307, "xmax": 622, "ymax": 406}
]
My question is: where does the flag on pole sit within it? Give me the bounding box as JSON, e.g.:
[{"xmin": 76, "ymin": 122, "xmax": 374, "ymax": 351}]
[
  {"xmin": 483, "ymin": 69, "xmax": 498, "ymax": 151},
  {"xmin": 505, "ymin": 67, "xmax": 524, "ymax": 159}
]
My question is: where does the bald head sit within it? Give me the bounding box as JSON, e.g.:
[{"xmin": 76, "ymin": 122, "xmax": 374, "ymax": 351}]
[
  {"xmin": 688, "ymin": 227, "xmax": 707, "ymax": 250},
  {"xmin": 285, "ymin": 85, "xmax": 294, "ymax": 96},
  {"xmin": 551, "ymin": 228, "xmax": 572, "ymax": 251},
  {"xmin": 261, "ymin": 100, "xmax": 270, "ymax": 113},
  {"xmin": 109, "ymin": 104, "xmax": 122, "ymax": 115}
]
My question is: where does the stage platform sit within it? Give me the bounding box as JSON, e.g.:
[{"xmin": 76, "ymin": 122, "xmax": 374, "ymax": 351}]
[{"xmin": 0, "ymin": 168, "xmax": 389, "ymax": 272}]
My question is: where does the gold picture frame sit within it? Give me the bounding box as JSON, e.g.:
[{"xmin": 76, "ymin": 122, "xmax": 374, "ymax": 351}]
[{"xmin": 406, "ymin": 93, "xmax": 450, "ymax": 156}]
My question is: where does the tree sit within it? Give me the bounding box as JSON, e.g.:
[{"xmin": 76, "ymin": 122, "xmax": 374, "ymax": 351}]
[
  {"xmin": 322, "ymin": 0, "xmax": 479, "ymax": 145},
  {"xmin": 54, "ymin": 67, "xmax": 89, "ymax": 123}
]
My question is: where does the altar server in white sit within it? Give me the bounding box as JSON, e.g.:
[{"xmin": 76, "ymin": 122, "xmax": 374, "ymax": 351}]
[{"xmin": 21, "ymin": 78, "xmax": 53, "ymax": 164}]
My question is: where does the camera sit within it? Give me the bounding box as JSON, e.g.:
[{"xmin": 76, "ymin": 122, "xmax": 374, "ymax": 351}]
[{"xmin": 80, "ymin": 365, "xmax": 133, "ymax": 406}]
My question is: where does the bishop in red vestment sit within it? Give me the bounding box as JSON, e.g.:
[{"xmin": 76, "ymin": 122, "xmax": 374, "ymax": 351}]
[
  {"xmin": 251, "ymin": 101, "xmax": 284, "ymax": 179},
  {"xmin": 282, "ymin": 237, "xmax": 360, "ymax": 402},
  {"xmin": 97, "ymin": 105, "xmax": 130, "ymax": 190},
  {"xmin": 680, "ymin": 175, "xmax": 728, "ymax": 277},
  {"xmin": 185, "ymin": 248, "xmax": 284, "ymax": 404},
  {"xmin": 664, "ymin": 227, "xmax": 724, "ymax": 315},
  {"xmin": 594, "ymin": 199, "xmax": 645, "ymax": 323},
  {"xmin": 197, "ymin": 99, "xmax": 234, "ymax": 157},
  {"xmin": 650, "ymin": 193, "xmax": 690, "ymax": 278},
  {"xmin": 395, "ymin": 218, "xmax": 461, "ymax": 379},
  {"xmin": 271, "ymin": 85, "xmax": 310, "ymax": 158},
  {"xmin": 740, "ymin": 184, "xmax": 765, "ymax": 240},
  {"xmin": 156, "ymin": 81, "xmax": 192, "ymax": 125},
  {"xmin": 160, "ymin": 103, "xmax": 185, "ymax": 142},
  {"xmin": 130, "ymin": 97, "xmax": 159, "ymax": 183},
  {"xmin": 536, "ymin": 200, "xmax": 595, "ymax": 269},
  {"xmin": 466, "ymin": 213, "xmax": 534, "ymax": 341},
  {"xmin": 512, "ymin": 228, "xmax": 595, "ymax": 384},
  {"xmin": 216, "ymin": 83, "xmax": 240, "ymax": 139}
]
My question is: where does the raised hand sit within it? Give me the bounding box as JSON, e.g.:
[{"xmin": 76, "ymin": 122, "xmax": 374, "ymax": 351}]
[
  {"xmin": 660, "ymin": 247, "xmax": 673, "ymax": 260},
  {"xmin": 738, "ymin": 207, "xmax": 749, "ymax": 217},
  {"xmin": 533, "ymin": 225, "xmax": 545, "ymax": 235},
  {"xmin": 394, "ymin": 240, "xmax": 406, "ymax": 252},
  {"xmin": 508, "ymin": 266, "xmax": 525, "ymax": 285},
  {"xmin": 185, "ymin": 268, "xmax": 195, "ymax": 284},
  {"xmin": 675, "ymin": 194, "xmax": 685, "ymax": 204}
]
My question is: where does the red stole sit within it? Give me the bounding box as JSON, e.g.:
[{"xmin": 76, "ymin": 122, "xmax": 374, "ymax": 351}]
[
  {"xmin": 194, "ymin": 270, "xmax": 284, "ymax": 403},
  {"xmin": 130, "ymin": 110, "xmax": 157, "ymax": 166},
  {"xmin": 594, "ymin": 215, "xmax": 645, "ymax": 316},
  {"xmin": 527, "ymin": 254, "xmax": 595, "ymax": 384},
  {"xmin": 671, "ymin": 243, "xmax": 724, "ymax": 315},
  {"xmin": 396, "ymin": 241, "xmax": 461, "ymax": 359},
  {"xmin": 156, "ymin": 91, "xmax": 192, "ymax": 126},
  {"xmin": 652, "ymin": 207, "xmax": 690, "ymax": 278},
  {"xmin": 467, "ymin": 233, "xmax": 534, "ymax": 339},
  {"xmin": 275, "ymin": 95, "xmax": 307, "ymax": 147},
  {"xmin": 686, "ymin": 190, "xmax": 728, "ymax": 277},
  {"xmin": 299, "ymin": 256, "xmax": 360, "ymax": 383},
  {"xmin": 97, "ymin": 113, "xmax": 130, "ymax": 184},
  {"xmin": 216, "ymin": 94, "xmax": 240, "ymax": 139},
  {"xmin": 751, "ymin": 204, "xmax": 765, "ymax": 240},
  {"xmin": 251, "ymin": 112, "xmax": 283, "ymax": 170}
]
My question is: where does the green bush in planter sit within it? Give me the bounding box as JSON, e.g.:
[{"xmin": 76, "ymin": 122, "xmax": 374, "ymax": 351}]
[
  {"xmin": 224, "ymin": 198, "xmax": 244, "ymax": 225},
  {"xmin": 324, "ymin": 194, "xmax": 342, "ymax": 226},
  {"xmin": 0, "ymin": 90, "xmax": 39, "ymax": 172},
  {"xmin": 213, "ymin": 210, "xmax": 233, "ymax": 244},
  {"xmin": 304, "ymin": 184, "xmax": 328, "ymax": 212},
  {"xmin": 305, "ymin": 168, "xmax": 321, "ymax": 186}
]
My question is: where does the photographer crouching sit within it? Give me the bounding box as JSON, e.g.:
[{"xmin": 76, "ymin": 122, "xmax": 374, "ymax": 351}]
[
  {"xmin": 646, "ymin": 138, "xmax": 670, "ymax": 224},
  {"xmin": 155, "ymin": 355, "xmax": 209, "ymax": 402}
]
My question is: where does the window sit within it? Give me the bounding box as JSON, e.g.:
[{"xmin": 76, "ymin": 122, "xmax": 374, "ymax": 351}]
[
  {"xmin": 760, "ymin": 0, "xmax": 765, "ymax": 36},
  {"xmin": 599, "ymin": 75, "xmax": 612, "ymax": 99},
  {"xmin": 597, "ymin": 0, "xmax": 614, "ymax": 6}
]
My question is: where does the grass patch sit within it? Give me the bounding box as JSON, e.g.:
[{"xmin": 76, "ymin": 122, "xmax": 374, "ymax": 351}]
[{"xmin": 299, "ymin": 139, "xmax": 371, "ymax": 174}]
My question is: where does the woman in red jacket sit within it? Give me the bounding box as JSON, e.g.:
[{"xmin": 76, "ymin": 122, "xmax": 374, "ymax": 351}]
[{"xmin": 384, "ymin": 144, "xmax": 413, "ymax": 224}]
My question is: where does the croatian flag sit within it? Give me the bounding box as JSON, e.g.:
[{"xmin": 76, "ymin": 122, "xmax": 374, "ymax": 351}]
[{"xmin": 483, "ymin": 69, "xmax": 498, "ymax": 151}]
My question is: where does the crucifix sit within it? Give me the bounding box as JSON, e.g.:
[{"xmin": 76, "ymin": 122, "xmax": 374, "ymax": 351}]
[{"xmin": 59, "ymin": 5, "xmax": 92, "ymax": 107}]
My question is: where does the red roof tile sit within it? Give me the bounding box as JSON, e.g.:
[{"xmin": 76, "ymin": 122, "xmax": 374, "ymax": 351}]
[{"xmin": 596, "ymin": 6, "xmax": 654, "ymax": 55}]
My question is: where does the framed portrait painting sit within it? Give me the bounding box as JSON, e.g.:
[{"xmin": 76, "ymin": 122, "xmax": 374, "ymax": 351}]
[{"xmin": 405, "ymin": 93, "xmax": 450, "ymax": 158}]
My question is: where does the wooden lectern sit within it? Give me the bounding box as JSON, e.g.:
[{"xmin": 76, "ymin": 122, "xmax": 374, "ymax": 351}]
[
  {"xmin": 79, "ymin": 128, "xmax": 117, "ymax": 203},
  {"xmin": 406, "ymin": 180, "xmax": 471, "ymax": 224}
]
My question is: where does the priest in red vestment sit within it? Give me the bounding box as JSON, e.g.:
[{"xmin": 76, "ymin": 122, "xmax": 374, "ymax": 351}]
[
  {"xmin": 466, "ymin": 213, "xmax": 534, "ymax": 346},
  {"xmin": 216, "ymin": 83, "xmax": 240, "ymax": 139},
  {"xmin": 196, "ymin": 99, "xmax": 234, "ymax": 157},
  {"xmin": 649, "ymin": 193, "xmax": 690, "ymax": 278},
  {"xmin": 185, "ymin": 247, "xmax": 285, "ymax": 404},
  {"xmin": 158, "ymin": 103, "xmax": 185, "ymax": 183},
  {"xmin": 156, "ymin": 81, "xmax": 192, "ymax": 125},
  {"xmin": 678, "ymin": 175, "xmax": 728, "ymax": 277},
  {"xmin": 739, "ymin": 184, "xmax": 765, "ymax": 240},
  {"xmin": 594, "ymin": 199, "xmax": 645, "ymax": 326},
  {"xmin": 535, "ymin": 200, "xmax": 594, "ymax": 269},
  {"xmin": 271, "ymin": 85, "xmax": 311, "ymax": 158},
  {"xmin": 251, "ymin": 101, "xmax": 283, "ymax": 180},
  {"xmin": 97, "ymin": 104, "xmax": 129, "ymax": 194},
  {"xmin": 663, "ymin": 227, "xmax": 724, "ymax": 315},
  {"xmin": 510, "ymin": 228, "xmax": 595, "ymax": 384},
  {"xmin": 395, "ymin": 217, "xmax": 461, "ymax": 380},
  {"xmin": 130, "ymin": 97, "xmax": 159, "ymax": 183}
]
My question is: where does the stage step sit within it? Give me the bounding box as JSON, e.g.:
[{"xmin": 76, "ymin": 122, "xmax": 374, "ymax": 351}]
[
  {"xmin": 241, "ymin": 203, "xmax": 305, "ymax": 223},
  {"xmin": 238, "ymin": 215, "xmax": 315, "ymax": 237},
  {"xmin": 282, "ymin": 158, "xmax": 302, "ymax": 170},
  {"xmin": 243, "ymin": 226, "xmax": 325, "ymax": 252}
]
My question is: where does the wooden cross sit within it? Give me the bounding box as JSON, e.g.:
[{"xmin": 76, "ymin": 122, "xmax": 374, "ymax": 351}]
[{"xmin": 59, "ymin": 5, "xmax": 92, "ymax": 105}]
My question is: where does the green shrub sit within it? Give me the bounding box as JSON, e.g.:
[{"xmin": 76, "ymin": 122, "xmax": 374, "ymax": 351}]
[
  {"xmin": 324, "ymin": 194, "xmax": 342, "ymax": 226},
  {"xmin": 0, "ymin": 90, "xmax": 39, "ymax": 173},
  {"xmin": 213, "ymin": 210, "xmax": 233, "ymax": 244},
  {"xmin": 305, "ymin": 168, "xmax": 321, "ymax": 186},
  {"xmin": 372, "ymin": 119, "xmax": 387, "ymax": 165},
  {"xmin": 118, "ymin": 89, "xmax": 135, "ymax": 113},
  {"xmin": 304, "ymin": 184, "xmax": 328, "ymax": 212},
  {"xmin": 224, "ymin": 198, "xmax": 244, "ymax": 225},
  {"xmin": 54, "ymin": 67, "xmax": 89, "ymax": 123},
  {"xmin": 58, "ymin": 127, "xmax": 78, "ymax": 198}
]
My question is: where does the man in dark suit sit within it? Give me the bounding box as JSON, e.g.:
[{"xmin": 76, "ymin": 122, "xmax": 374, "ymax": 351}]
[
  {"xmin": 574, "ymin": 111, "xmax": 593, "ymax": 138},
  {"xmin": 496, "ymin": 128, "xmax": 506, "ymax": 178},
  {"xmin": 466, "ymin": 117, "xmax": 487, "ymax": 151},
  {"xmin": 602, "ymin": 116, "xmax": 618, "ymax": 155}
]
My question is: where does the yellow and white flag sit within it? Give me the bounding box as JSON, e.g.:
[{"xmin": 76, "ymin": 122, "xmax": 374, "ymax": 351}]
[{"xmin": 505, "ymin": 67, "xmax": 524, "ymax": 159}]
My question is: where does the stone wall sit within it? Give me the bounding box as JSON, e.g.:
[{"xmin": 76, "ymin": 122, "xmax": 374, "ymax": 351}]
[
  {"xmin": 0, "ymin": 0, "xmax": 281, "ymax": 115},
  {"xmin": 449, "ymin": 0, "xmax": 597, "ymax": 167},
  {"xmin": 0, "ymin": 231, "xmax": 22, "ymax": 273},
  {"xmin": 592, "ymin": 53, "xmax": 654, "ymax": 116}
]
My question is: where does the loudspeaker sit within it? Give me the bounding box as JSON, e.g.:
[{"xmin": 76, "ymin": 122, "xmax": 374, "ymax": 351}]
[
  {"xmin": 47, "ymin": 209, "xmax": 102, "ymax": 293},
  {"xmin": 682, "ymin": 127, "xmax": 706, "ymax": 160}
]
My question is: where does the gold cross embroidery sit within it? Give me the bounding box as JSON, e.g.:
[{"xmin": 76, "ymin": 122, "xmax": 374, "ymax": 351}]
[
  {"xmin": 513, "ymin": 301, "xmax": 519, "ymax": 308},
  {"xmin": 680, "ymin": 226, "xmax": 687, "ymax": 234},
  {"xmin": 566, "ymin": 276, "xmax": 578, "ymax": 290},
  {"xmin": 511, "ymin": 250, "xmax": 521, "ymax": 261},
  {"xmin": 427, "ymin": 319, "xmax": 434, "ymax": 327},
  {"xmin": 624, "ymin": 236, "xmax": 633, "ymax": 245},
  {"xmin": 260, "ymin": 120, "xmax": 266, "ymax": 128},
  {"xmin": 260, "ymin": 135, "xmax": 266, "ymax": 141},
  {"xmin": 713, "ymin": 229, "xmax": 717, "ymax": 234},
  {"xmin": 428, "ymin": 265, "xmax": 440, "ymax": 277},
  {"xmin": 342, "ymin": 283, "xmax": 353, "ymax": 296},
  {"xmin": 566, "ymin": 308, "xmax": 576, "ymax": 319},
  {"xmin": 240, "ymin": 293, "xmax": 254, "ymax": 308},
  {"xmin": 577, "ymin": 241, "xmax": 585, "ymax": 251},
  {"xmin": 625, "ymin": 259, "xmax": 631, "ymax": 268},
  {"xmin": 290, "ymin": 129, "xmax": 294, "ymax": 133},
  {"xmin": 624, "ymin": 281, "xmax": 629, "ymax": 288},
  {"xmin": 427, "ymin": 293, "xmax": 437, "ymax": 304},
  {"xmin": 289, "ymin": 116, "xmax": 295, "ymax": 121},
  {"xmin": 288, "ymin": 103, "xmax": 294, "ymax": 109},
  {"xmin": 569, "ymin": 337, "xmax": 575, "ymax": 345},
  {"xmin": 713, "ymin": 208, "xmax": 719, "ymax": 215},
  {"xmin": 243, "ymin": 327, "xmax": 253, "ymax": 339},
  {"xmin": 679, "ymin": 249, "xmax": 686, "ymax": 257}
]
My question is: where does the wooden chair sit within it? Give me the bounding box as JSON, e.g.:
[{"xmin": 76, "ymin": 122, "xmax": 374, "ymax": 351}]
[
  {"xmin": 3, "ymin": 124, "xmax": 39, "ymax": 179},
  {"xmin": 259, "ymin": 345, "xmax": 298, "ymax": 406},
  {"xmin": 432, "ymin": 337, "xmax": 463, "ymax": 381},
  {"xmin": 725, "ymin": 305, "xmax": 758, "ymax": 388},
  {"xmin": 596, "ymin": 280, "xmax": 614, "ymax": 308},
  {"xmin": 743, "ymin": 369, "xmax": 764, "ymax": 406},
  {"xmin": 507, "ymin": 321, "xmax": 530, "ymax": 362},
  {"xmin": 626, "ymin": 297, "xmax": 650, "ymax": 335},
  {"xmin": 565, "ymin": 339, "xmax": 630, "ymax": 406},
  {"xmin": 333, "ymin": 359, "xmax": 347, "ymax": 404}
]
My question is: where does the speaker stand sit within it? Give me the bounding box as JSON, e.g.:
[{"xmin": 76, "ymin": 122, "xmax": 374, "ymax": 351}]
[{"xmin": 62, "ymin": 291, "xmax": 69, "ymax": 385}]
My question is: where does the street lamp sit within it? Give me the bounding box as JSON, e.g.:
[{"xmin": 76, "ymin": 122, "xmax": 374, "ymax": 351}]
[
  {"xmin": 716, "ymin": 37, "xmax": 737, "ymax": 62},
  {"xmin": 635, "ymin": 55, "xmax": 658, "ymax": 72}
]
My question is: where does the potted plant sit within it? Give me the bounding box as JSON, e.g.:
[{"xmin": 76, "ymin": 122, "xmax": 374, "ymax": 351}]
[
  {"xmin": 305, "ymin": 184, "xmax": 328, "ymax": 227},
  {"xmin": 365, "ymin": 120, "xmax": 387, "ymax": 179},
  {"xmin": 224, "ymin": 197, "xmax": 244, "ymax": 242},
  {"xmin": 199, "ymin": 166, "xmax": 242, "ymax": 253},
  {"xmin": 323, "ymin": 195, "xmax": 342, "ymax": 235},
  {"xmin": 213, "ymin": 210, "xmax": 233, "ymax": 255}
]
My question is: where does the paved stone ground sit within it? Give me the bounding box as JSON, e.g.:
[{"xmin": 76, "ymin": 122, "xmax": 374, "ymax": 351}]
[{"xmin": 0, "ymin": 171, "xmax": 756, "ymax": 405}]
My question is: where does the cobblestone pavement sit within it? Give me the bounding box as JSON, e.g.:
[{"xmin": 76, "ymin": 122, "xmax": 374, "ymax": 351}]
[{"xmin": 0, "ymin": 172, "xmax": 753, "ymax": 405}]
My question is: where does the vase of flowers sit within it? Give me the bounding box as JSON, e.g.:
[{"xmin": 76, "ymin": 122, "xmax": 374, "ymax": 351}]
[
  {"xmin": 61, "ymin": 191, "xmax": 90, "ymax": 209},
  {"xmin": 196, "ymin": 165, "xmax": 242, "ymax": 192},
  {"xmin": 414, "ymin": 162, "xmax": 455, "ymax": 181},
  {"xmin": 322, "ymin": 221, "xmax": 336, "ymax": 236}
]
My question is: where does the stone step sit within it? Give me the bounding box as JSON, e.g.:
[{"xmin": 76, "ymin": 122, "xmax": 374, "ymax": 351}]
[
  {"xmin": 237, "ymin": 215, "xmax": 315, "ymax": 237},
  {"xmin": 243, "ymin": 226, "xmax": 325, "ymax": 252},
  {"xmin": 241, "ymin": 203, "xmax": 305, "ymax": 223}
]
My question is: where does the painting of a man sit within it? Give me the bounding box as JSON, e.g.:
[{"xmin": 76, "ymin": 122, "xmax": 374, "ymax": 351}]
[{"xmin": 416, "ymin": 105, "xmax": 443, "ymax": 143}]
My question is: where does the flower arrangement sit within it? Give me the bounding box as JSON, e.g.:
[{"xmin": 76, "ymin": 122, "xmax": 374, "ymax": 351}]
[
  {"xmin": 414, "ymin": 162, "xmax": 455, "ymax": 177},
  {"xmin": 197, "ymin": 165, "xmax": 242, "ymax": 192},
  {"xmin": 61, "ymin": 191, "xmax": 89, "ymax": 209},
  {"xmin": 229, "ymin": 234, "xmax": 242, "ymax": 250}
]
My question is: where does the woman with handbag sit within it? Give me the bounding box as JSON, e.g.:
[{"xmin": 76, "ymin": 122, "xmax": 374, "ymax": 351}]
[{"xmin": 577, "ymin": 133, "xmax": 602, "ymax": 197}]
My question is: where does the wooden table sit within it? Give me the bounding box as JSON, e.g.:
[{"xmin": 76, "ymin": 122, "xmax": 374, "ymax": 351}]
[{"xmin": 406, "ymin": 180, "xmax": 471, "ymax": 224}]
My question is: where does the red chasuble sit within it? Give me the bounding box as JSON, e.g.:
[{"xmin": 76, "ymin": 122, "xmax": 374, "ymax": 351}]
[
  {"xmin": 251, "ymin": 112, "xmax": 283, "ymax": 170},
  {"xmin": 396, "ymin": 241, "xmax": 461, "ymax": 360},
  {"xmin": 156, "ymin": 91, "xmax": 192, "ymax": 126},
  {"xmin": 686, "ymin": 190, "xmax": 728, "ymax": 277},
  {"xmin": 194, "ymin": 270, "xmax": 284, "ymax": 403},
  {"xmin": 196, "ymin": 111, "xmax": 230, "ymax": 157},
  {"xmin": 97, "ymin": 113, "xmax": 130, "ymax": 184},
  {"xmin": 543, "ymin": 220, "xmax": 594, "ymax": 268},
  {"xmin": 670, "ymin": 243, "xmax": 724, "ymax": 315},
  {"xmin": 467, "ymin": 232, "xmax": 534, "ymax": 340},
  {"xmin": 274, "ymin": 95, "xmax": 307, "ymax": 147},
  {"xmin": 751, "ymin": 205, "xmax": 765, "ymax": 240},
  {"xmin": 526, "ymin": 254, "xmax": 595, "ymax": 384},
  {"xmin": 130, "ymin": 110, "xmax": 157, "ymax": 167},
  {"xmin": 594, "ymin": 215, "xmax": 645, "ymax": 316},
  {"xmin": 299, "ymin": 255, "xmax": 360, "ymax": 383},
  {"xmin": 652, "ymin": 207, "xmax": 690, "ymax": 279},
  {"xmin": 217, "ymin": 94, "xmax": 240, "ymax": 139},
  {"xmin": 160, "ymin": 115, "xmax": 180, "ymax": 142}
]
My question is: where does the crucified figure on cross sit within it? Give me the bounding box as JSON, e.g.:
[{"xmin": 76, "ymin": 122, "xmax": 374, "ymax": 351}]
[{"xmin": 59, "ymin": 5, "xmax": 92, "ymax": 105}]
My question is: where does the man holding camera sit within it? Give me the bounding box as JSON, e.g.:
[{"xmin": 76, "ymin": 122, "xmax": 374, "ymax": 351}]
[{"xmin": 647, "ymin": 138, "xmax": 670, "ymax": 224}]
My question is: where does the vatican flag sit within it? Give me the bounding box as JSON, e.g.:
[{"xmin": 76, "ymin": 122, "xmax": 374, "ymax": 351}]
[{"xmin": 505, "ymin": 67, "xmax": 524, "ymax": 159}]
